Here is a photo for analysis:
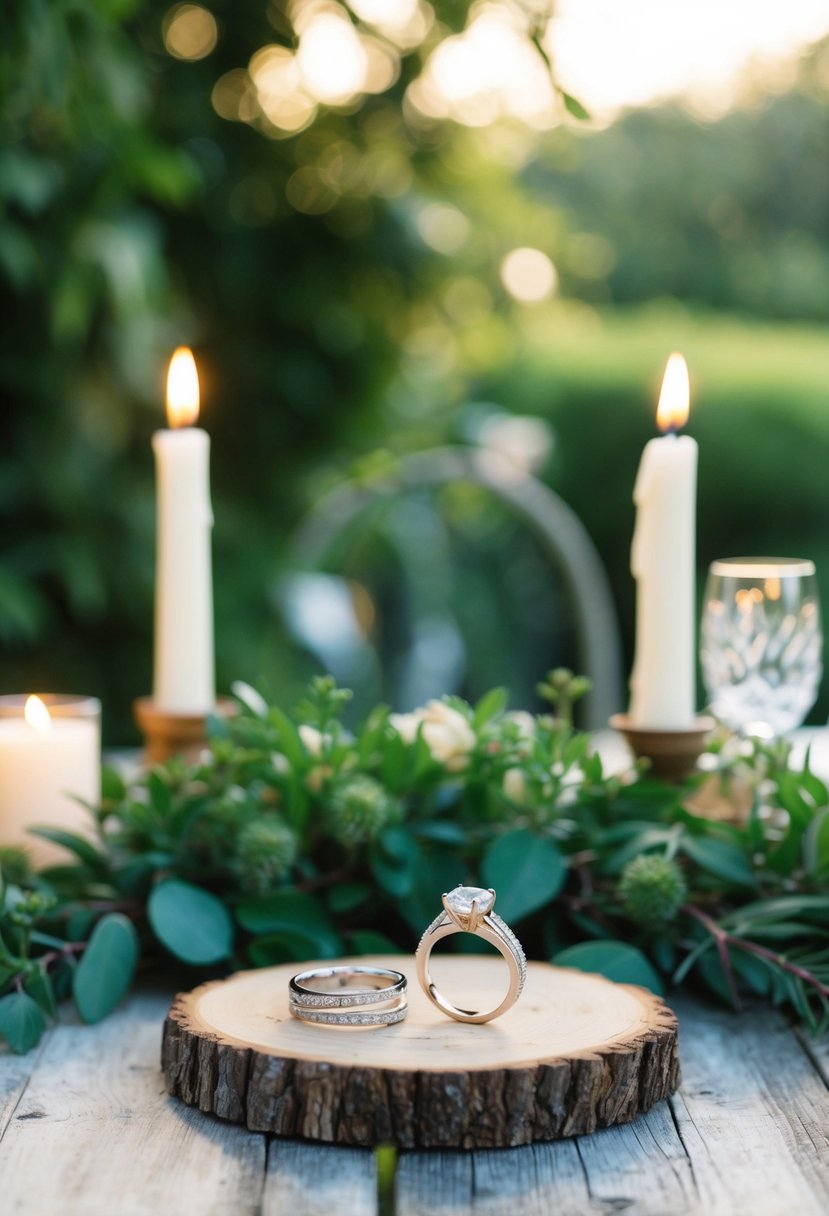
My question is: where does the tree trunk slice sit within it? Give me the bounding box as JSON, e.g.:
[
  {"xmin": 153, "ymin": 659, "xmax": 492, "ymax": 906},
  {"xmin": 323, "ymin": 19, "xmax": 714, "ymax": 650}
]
[{"xmin": 162, "ymin": 954, "xmax": 679, "ymax": 1149}]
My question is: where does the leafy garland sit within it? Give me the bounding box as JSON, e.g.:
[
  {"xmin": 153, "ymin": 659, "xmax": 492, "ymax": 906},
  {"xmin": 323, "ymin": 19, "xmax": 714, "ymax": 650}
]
[{"xmin": 1, "ymin": 672, "xmax": 828, "ymax": 1053}]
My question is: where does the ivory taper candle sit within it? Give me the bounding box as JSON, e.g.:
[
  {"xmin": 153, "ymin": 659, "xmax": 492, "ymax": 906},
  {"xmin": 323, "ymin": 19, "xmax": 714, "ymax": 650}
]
[
  {"xmin": 629, "ymin": 352, "xmax": 698, "ymax": 728},
  {"xmin": 153, "ymin": 347, "xmax": 215, "ymax": 713}
]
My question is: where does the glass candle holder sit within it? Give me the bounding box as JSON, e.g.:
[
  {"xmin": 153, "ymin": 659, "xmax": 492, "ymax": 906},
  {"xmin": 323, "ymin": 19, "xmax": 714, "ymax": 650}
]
[
  {"xmin": 700, "ymin": 558, "xmax": 822, "ymax": 738},
  {"xmin": 0, "ymin": 694, "xmax": 101, "ymax": 868}
]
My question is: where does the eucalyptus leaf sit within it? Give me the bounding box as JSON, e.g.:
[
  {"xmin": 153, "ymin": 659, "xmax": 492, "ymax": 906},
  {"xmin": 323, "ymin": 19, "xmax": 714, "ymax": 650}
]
[
  {"xmin": 681, "ymin": 835, "xmax": 757, "ymax": 887},
  {"xmin": 73, "ymin": 914, "xmax": 139, "ymax": 1023},
  {"xmin": 24, "ymin": 968, "xmax": 57, "ymax": 1018},
  {"xmin": 248, "ymin": 928, "xmax": 338, "ymax": 966},
  {"xmin": 554, "ymin": 940, "xmax": 664, "ymax": 995},
  {"xmin": 370, "ymin": 827, "xmax": 420, "ymax": 898},
  {"xmin": 236, "ymin": 891, "xmax": 341, "ymax": 957},
  {"xmin": 482, "ymin": 830, "xmax": 565, "ymax": 922},
  {"xmin": 348, "ymin": 929, "xmax": 399, "ymax": 955},
  {"xmin": 148, "ymin": 880, "xmax": 234, "ymax": 965},
  {"xmin": 0, "ymin": 991, "xmax": 46, "ymax": 1054},
  {"xmin": 327, "ymin": 882, "xmax": 372, "ymax": 913}
]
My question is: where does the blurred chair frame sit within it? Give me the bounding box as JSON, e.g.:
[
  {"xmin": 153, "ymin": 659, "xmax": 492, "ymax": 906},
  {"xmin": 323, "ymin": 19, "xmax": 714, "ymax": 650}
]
[{"xmin": 290, "ymin": 446, "xmax": 624, "ymax": 729}]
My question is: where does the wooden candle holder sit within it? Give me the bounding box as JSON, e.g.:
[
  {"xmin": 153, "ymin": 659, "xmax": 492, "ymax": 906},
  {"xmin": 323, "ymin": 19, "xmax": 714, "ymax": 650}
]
[
  {"xmin": 609, "ymin": 713, "xmax": 716, "ymax": 783},
  {"xmin": 133, "ymin": 696, "xmax": 238, "ymax": 765}
]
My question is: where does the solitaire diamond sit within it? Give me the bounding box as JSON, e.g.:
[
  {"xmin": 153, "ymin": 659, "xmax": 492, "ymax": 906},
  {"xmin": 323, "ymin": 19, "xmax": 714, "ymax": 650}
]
[{"xmin": 444, "ymin": 886, "xmax": 495, "ymax": 917}]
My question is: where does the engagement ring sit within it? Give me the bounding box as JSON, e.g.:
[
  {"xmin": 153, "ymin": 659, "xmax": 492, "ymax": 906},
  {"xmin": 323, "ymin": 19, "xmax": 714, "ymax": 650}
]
[
  {"xmin": 415, "ymin": 885, "xmax": 527, "ymax": 1023},
  {"xmin": 289, "ymin": 965, "xmax": 408, "ymax": 1027}
]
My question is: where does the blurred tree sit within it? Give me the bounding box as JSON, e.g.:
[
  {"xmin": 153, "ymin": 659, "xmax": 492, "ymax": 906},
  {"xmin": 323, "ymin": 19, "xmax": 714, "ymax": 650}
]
[{"xmin": 3, "ymin": 2, "xmax": 829, "ymax": 736}]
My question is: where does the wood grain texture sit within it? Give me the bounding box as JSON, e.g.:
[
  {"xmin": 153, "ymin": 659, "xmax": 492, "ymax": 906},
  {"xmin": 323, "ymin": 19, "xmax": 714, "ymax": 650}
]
[
  {"xmin": 162, "ymin": 955, "xmax": 679, "ymax": 1148},
  {"xmin": 666, "ymin": 999, "xmax": 829, "ymax": 1216},
  {"xmin": 396, "ymin": 999, "xmax": 829, "ymax": 1216},
  {"xmin": 1, "ymin": 984, "xmax": 829, "ymax": 1213},
  {"xmin": 263, "ymin": 1140, "xmax": 378, "ymax": 1216},
  {"xmin": 0, "ymin": 991, "xmax": 266, "ymax": 1216},
  {"xmin": 0, "ymin": 1032, "xmax": 48, "ymax": 1143}
]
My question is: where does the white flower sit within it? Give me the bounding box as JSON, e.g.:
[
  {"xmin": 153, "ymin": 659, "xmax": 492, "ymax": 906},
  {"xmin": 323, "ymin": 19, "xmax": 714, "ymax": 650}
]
[
  {"xmin": 502, "ymin": 767, "xmax": 528, "ymax": 804},
  {"xmin": 390, "ymin": 701, "xmax": 477, "ymax": 771},
  {"xmin": 505, "ymin": 710, "xmax": 536, "ymax": 739},
  {"xmin": 388, "ymin": 711, "xmax": 423, "ymax": 745},
  {"xmin": 419, "ymin": 701, "xmax": 476, "ymax": 772},
  {"xmin": 299, "ymin": 724, "xmax": 327, "ymax": 756}
]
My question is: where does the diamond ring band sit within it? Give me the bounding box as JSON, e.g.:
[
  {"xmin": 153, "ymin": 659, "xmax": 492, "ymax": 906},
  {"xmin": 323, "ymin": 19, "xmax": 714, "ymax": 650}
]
[
  {"xmin": 287, "ymin": 888, "xmax": 525, "ymax": 1028},
  {"xmin": 288, "ymin": 965, "xmax": 408, "ymax": 1027},
  {"xmin": 415, "ymin": 885, "xmax": 527, "ymax": 1023}
]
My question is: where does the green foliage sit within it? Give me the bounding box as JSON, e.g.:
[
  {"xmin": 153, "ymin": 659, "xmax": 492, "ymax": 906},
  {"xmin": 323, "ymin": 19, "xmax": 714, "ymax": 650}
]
[
  {"xmin": 0, "ymin": 991, "xmax": 47, "ymax": 1055},
  {"xmin": 554, "ymin": 941, "xmax": 664, "ymax": 996},
  {"xmin": 619, "ymin": 855, "xmax": 688, "ymax": 929},
  {"xmin": 1, "ymin": 673, "xmax": 828, "ymax": 1052},
  {"xmin": 147, "ymin": 879, "xmax": 234, "ymax": 965},
  {"xmin": 482, "ymin": 830, "xmax": 565, "ymax": 923},
  {"xmin": 73, "ymin": 914, "xmax": 139, "ymax": 1023}
]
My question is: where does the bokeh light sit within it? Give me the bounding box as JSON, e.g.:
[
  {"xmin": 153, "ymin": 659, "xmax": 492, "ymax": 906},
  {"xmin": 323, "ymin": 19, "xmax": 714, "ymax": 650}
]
[
  {"xmin": 249, "ymin": 44, "xmax": 317, "ymax": 133},
  {"xmin": 416, "ymin": 203, "xmax": 470, "ymax": 254},
  {"xmin": 163, "ymin": 4, "xmax": 218, "ymax": 61},
  {"xmin": 296, "ymin": 8, "xmax": 369, "ymax": 104},
  {"xmin": 407, "ymin": 5, "xmax": 555, "ymax": 127},
  {"xmin": 500, "ymin": 248, "xmax": 558, "ymax": 303}
]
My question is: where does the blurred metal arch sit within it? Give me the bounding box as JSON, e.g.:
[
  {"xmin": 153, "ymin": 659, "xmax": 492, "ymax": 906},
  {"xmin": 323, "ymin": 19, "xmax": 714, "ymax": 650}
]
[{"xmin": 288, "ymin": 446, "xmax": 624, "ymax": 729}]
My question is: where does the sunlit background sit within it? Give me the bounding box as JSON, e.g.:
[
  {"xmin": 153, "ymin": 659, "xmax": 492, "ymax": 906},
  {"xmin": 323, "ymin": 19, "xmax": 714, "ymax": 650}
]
[{"xmin": 3, "ymin": 0, "xmax": 829, "ymax": 738}]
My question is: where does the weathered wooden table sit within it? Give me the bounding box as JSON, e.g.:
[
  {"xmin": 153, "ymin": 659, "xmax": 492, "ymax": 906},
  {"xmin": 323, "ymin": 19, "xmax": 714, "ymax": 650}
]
[{"xmin": 0, "ymin": 986, "xmax": 827, "ymax": 1215}]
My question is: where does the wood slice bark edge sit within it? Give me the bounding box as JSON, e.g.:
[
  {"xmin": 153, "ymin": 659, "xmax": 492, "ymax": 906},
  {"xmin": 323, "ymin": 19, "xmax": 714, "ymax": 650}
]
[{"xmin": 161, "ymin": 958, "xmax": 680, "ymax": 1149}]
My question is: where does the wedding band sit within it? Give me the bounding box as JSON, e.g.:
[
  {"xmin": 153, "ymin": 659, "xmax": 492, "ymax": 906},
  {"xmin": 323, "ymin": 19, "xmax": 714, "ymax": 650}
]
[
  {"xmin": 415, "ymin": 886, "xmax": 527, "ymax": 1024},
  {"xmin": 289, "ymin": 965, "xmax": 407, "ymax": 1009},
  {"xmin": 289, "ymin": 1000, "xmax": 408, "ymax": 1027},
  {"xmin": 288, "ymin": 965, "xmax": 408, "ymax": 1027}
]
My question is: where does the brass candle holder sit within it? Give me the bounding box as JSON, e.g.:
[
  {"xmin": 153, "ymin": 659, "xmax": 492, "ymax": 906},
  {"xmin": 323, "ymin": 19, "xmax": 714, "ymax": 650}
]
[
  {"xmin": 134, "ymin": 696, "xmax": 238, "ymax": 765},
  {"xmin": 609, "ymin": 713, "xmax": 716, "ymax": 783}
]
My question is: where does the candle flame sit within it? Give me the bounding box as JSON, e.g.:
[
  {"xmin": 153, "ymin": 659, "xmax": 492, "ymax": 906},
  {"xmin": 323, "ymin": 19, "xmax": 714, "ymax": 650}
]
[
  {"xmin": 166, "ymin": 347, "xmax": 200, "ymax": 428},
  {"xmin": 24, "ymin": 695, "xmax": 51, "ymax": 735},
  {"xmin": 656, "ymin": 352, "xmax": 690, "ymax": 433}
]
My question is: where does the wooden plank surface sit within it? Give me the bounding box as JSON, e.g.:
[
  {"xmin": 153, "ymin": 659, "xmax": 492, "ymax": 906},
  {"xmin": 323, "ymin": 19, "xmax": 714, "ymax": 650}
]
[
  {"xmin": 0, "ymin": 1033, "xmax": 48, "ymax": 1141},
  {"xmin": 1, "ymin": 987, "xmax": 828, "ymax": 1215},
  {"xmin": 0, "ymin": 990, "xmax": 266, "ymax": 1216},
  {"xmin": 669, "ymin": 999, "xmax": 829, "ymax": 1216},
  {"xmin": 264, "ymin": 1139, "xmax": 378, "ymax": 1216},
  {"xmin": 395, "ymin": 998, "xmax": 829, "ymax": 1216}
]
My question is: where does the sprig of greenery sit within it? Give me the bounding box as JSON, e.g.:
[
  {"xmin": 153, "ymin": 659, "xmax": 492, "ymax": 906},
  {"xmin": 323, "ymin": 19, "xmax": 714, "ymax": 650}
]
[{"xmin": 1, "ymin": 671, "xmax": 827, "ymax": 1052}]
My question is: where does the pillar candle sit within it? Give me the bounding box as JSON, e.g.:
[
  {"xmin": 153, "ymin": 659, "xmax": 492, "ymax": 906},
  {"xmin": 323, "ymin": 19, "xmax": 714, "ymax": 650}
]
[
  {"xmin": 153, "ymin": 347, "xmax": 215, "ymax": 713},
  {"xmin": 0, "ymin": 694, "xmax": 100, "ymax": 868},
  {"xmin": 629, "ymin": 353, "xmax": 698, "ymax": 728}
]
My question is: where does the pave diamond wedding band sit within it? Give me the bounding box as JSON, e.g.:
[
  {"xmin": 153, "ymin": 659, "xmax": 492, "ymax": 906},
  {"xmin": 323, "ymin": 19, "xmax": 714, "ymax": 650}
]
[
  {"xmin": 289, "ymin": 965, "xmax": 408, "ymax": 1027},
  {"xmin": 415, "ymin": 885, "xmax": 527, "ymax": 1024}
]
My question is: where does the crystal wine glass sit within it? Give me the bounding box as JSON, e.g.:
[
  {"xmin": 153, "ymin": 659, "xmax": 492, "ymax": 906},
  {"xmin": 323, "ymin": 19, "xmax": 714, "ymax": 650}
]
[{"xmin": 700, "ymin": 557, "xmax": 822, "ymax": 738}]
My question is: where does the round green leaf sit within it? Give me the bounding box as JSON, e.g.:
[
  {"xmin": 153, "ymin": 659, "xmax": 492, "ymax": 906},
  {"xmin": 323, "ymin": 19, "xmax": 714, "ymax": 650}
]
[
  {"xmin": 236, "ymin": 892, "xmax": 341, "ymax": 957},
  {"xmin": 148, "ymin": 879, "xmax": 234, "ymax": 965},
  {"xmin": 681, "ymin": 836, "xmax": 756, "ymax": 888},
  {"xmin": 553, "ymin": 940, "xmax": 664, "ymax": 995},
  {"xmin": 73, "ymin": 913, "xmax": 139, "ymax": 1024},
  {"xmin": 0, "ymin": 991, "xmax": 46, "ymax": 1054},
  {"xmin": 482, "ymin": 830, "xmax": 565, "ymax": 923}
]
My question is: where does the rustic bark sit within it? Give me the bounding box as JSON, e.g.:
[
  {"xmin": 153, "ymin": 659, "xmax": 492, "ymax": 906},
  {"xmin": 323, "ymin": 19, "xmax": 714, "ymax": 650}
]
[{"xmin": 161, "ymin": 955, "xmax": 679, "ymax": 1149}]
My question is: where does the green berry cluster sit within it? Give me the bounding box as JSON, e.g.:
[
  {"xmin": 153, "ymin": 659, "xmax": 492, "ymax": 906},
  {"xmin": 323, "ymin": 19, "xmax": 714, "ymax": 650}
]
[
  {"xmin": 325, "ymin": 775, "xmax": 398, "ymax": 848},
  {"xmin": 619, "ymin": 854, "xmax": 687, "ymax": 928},
  {"xmin": 232, "ymin": 817, "xmax": 298, "ymax": 895}
]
